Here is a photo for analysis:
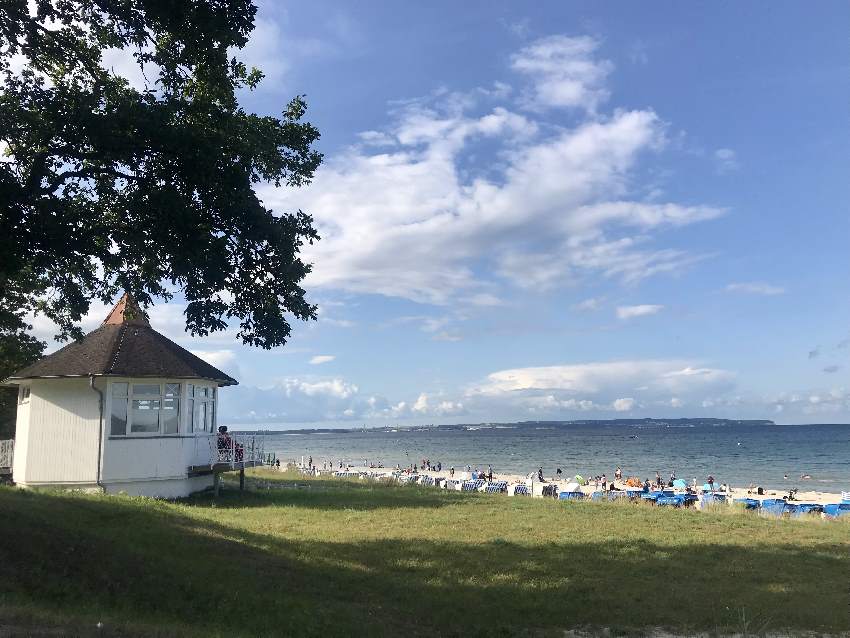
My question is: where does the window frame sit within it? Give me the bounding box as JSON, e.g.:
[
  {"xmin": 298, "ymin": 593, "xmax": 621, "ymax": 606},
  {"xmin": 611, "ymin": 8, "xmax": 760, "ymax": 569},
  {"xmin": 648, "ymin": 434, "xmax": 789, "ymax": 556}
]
[
  {"xmin": 108, "ymin": 379, "xmax": 217, "ymax": 438},
  {"xmin": 18, "ymin": 385, "xmax": 31, "ymax": 404}
]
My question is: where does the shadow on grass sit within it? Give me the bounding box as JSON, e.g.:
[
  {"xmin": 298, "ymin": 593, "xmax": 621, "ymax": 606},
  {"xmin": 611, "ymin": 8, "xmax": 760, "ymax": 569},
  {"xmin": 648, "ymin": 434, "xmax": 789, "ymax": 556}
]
[
  {"xmin": 0, "ymin": 487, "xmax": 847, "ymax": 637},
  {"xmin": 192, "ymin": 473, "xmax": 463, "ymax": 511}
]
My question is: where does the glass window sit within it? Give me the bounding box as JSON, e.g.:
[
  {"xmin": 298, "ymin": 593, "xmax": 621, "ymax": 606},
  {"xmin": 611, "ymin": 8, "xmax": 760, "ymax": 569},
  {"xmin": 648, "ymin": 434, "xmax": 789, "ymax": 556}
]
[
  {"xmin": 19, "ymin": 386, "xmax": 31, "ymax": 403},
  {"xmin": 133, "ymin": 384, "xmax": 160, "ymax": 396},
  {"xmin": 161, "ymin": 398, "xmax": 179, "ymax": 434},
  {"xmin": 112, "ymin": 382, "xmax": 128, "ymax": 397},
  {"xmin": 187, "ymin": 383, "xmax": 194, "ymax": 398},
  {"xmin": 131, "ymin": 399, "xmax": 160, "ymax": 433},
  {"xmin": 196, "ymin": 401, "xmax": 207, "ymax": 433},
  {"xmin": 164, "ymin": 383, "xmax": 180, "ymax": 397},
  {"xmin": 110, "ymin": 399, "xmax": 127, "ymax": 436}
]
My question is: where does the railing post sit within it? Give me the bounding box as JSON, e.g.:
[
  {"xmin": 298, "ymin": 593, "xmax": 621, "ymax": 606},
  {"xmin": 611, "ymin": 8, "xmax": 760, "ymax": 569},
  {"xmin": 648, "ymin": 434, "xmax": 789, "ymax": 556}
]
[{"xmin": 230, "ymin": 437, "xmax": 235, "ymax": 469}]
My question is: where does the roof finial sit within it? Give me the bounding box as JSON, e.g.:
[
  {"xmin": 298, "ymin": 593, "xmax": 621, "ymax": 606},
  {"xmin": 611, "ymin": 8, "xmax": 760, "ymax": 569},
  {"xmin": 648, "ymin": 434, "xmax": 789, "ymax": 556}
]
[{"xmin": 103, "ymin": 292, "xmax": 150, "ymax": 326}]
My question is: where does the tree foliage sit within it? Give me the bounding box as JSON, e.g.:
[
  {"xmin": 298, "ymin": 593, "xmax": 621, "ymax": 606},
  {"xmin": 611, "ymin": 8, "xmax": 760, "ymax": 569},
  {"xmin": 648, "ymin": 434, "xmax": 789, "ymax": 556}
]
[{"xmin": 0, "ymin": 0, "xmax": 323, "ymax": 362}]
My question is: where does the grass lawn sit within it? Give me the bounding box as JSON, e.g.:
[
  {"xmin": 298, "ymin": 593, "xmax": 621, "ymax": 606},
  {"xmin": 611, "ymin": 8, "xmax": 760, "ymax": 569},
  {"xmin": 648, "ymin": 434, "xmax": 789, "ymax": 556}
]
[{"xmin": 1, "ymin": 469, "xmax": 848, "ymax": 637}]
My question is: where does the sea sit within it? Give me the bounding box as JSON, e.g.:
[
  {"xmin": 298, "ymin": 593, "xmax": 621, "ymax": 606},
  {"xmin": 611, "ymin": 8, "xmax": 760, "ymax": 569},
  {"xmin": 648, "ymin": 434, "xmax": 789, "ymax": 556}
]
[{"xmin": 254, "ymin": 421, "xmax": 850, "ymax": 491}]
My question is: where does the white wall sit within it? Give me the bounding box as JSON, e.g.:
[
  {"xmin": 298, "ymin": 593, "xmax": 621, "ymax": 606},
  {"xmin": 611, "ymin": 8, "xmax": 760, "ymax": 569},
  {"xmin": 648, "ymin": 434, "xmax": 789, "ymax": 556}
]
[
  {"xmin": 101, "ymin": 377, "xmax": 221, "ymax": 485},
  {"xmin": 13, "ymin": 376, "xmax": 227, "ymax": 497},
  {"xmin": 14, "ymin": 378, "xmax": 102, "ymax": 486}
]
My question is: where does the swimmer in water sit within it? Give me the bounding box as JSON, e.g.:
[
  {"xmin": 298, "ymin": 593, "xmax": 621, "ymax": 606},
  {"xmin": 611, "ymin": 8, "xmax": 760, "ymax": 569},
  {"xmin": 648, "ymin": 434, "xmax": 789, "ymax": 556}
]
[
  {"xmin": 783, "ymin": 473, "xmax": 788, "ymax": 480},
  {"xmin": 800, "ymin": 474, "xmax": 812, "ymax": 480}
]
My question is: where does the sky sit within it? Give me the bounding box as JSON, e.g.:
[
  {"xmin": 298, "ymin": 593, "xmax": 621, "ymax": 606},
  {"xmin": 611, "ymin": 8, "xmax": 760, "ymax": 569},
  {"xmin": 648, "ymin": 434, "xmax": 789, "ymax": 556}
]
[{"xmin": 33, "ymin": 1, "xmax": 850, "ymax": 426}]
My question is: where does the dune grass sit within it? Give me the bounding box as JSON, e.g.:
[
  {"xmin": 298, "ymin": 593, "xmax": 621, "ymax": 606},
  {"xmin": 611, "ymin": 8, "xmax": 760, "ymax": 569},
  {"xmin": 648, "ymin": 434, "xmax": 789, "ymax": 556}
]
[{"xmin": 0, "ymin": 469, "xmax": 848, "ymax": 637}]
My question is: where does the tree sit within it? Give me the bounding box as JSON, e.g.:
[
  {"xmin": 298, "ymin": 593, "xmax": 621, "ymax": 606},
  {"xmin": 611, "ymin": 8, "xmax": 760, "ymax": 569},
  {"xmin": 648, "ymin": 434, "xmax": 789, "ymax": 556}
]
[{"xmin": 0, "ymin": 0, "xmax": 323, "ymax": 361}]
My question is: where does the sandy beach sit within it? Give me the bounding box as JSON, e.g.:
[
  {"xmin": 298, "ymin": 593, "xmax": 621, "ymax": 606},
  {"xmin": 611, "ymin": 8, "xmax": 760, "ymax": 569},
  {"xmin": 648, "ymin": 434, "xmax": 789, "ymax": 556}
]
[{"xmin": 297, "ymin": 463, "xmax": 847, "ymax": 507}]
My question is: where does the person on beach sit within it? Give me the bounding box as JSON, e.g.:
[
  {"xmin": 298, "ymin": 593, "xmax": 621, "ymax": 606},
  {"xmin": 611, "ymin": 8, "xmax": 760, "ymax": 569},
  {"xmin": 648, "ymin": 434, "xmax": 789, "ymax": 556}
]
[
  {"xmin": 707, "ymin": 475, "xmax": 715, "ymax": 492},
  {"xmin": 488, "ymin": 466, "xmax": 493, "ymax": 482},
  {"xmin": 669, "ymin": 470, "xmax": 676, "ymax": 486},
  {"xmin": 538, "ymin": 467, "xmax": 544, "ymax": 482},
  {"xmin": 655, "ymin": 471, "xmax": 662, "ymax": 488},
  {"xmin": 556, "ymin": 468, "xmax": 562, "ymax": 479},
  {"xmin": 308, "ymin": 455, "xmax": 312, "ymax": 469},
  {"xmin": 615, "ymin": 467, "xmax": 622, "ymax": 481},
  {"xmin": 601, "ymin": 474, "xmax": 607, "ymax": 491},
  {"xmin": 643, "ymin": 478, "xmax": 651, "ymax": 492},
  {"xmin": 450, "ymin": 467, "xmax": 455, "ymax": 478}
]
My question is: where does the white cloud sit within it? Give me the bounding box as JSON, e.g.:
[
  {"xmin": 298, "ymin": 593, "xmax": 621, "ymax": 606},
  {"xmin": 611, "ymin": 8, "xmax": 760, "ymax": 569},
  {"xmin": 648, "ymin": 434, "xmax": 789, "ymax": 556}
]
[
  {"xmin": 267, "ymin": 98, "xmax": 722, "ymax": 305},
  {"xmin": 410, "ymin": 392, "xmax": 466, "ymax": 416},
  {"xmin": 714, "ymin": 148, "xmax": 740, "ymax": 173},
  {"xmin": 469, "ymin": 360, "xmax": 734, "ymax": 397},
  {"xmin": 725, "ymin": 282, "xmax": 785, "ymax": 296},
  {"xmin": 616, "ymin": 304, "xmax": 663, "ymax": 320},
  {"xmin": 573, "ymin": 297, "xmax": 604, "ymax": 311},
  {"xmin": 510, "ymin": 35, "xmax": 613, "ymax": 112},
  {"xmin": 309, "ymin": 355, "xmax": 335, "ymax": 365},
  {"xmin": 612, "ymin": 397, "xmax": 635, "ymax": 411},
  {"xmin": 192, "ymin": 349, "xmax": 237, "ymax": 369}
]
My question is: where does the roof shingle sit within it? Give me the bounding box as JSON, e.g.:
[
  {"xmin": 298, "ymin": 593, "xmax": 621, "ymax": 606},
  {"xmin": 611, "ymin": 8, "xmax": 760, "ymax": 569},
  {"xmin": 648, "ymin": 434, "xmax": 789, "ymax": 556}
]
[{"xmin": 7, "ymin": 294, "xmax": 237, "ymax": 386}]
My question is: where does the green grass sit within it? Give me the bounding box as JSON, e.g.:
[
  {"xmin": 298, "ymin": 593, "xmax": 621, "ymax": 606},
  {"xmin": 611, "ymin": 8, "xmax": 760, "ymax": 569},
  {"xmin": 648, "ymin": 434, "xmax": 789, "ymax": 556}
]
[{"xmin": 1, "ymin": 469, "xmax": 848, "ymax": 637}]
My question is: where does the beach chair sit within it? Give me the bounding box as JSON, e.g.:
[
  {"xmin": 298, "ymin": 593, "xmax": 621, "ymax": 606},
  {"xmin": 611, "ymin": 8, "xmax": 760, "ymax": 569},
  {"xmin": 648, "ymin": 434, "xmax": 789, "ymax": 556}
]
[
  {"xmin": 558, "ymin": 491, "xmax": 585, "ymax": 500},
  {"xmin": 823, "ymin": 503, "xmax": 850, "ymax": 518},
  {"xmin": 759, "ymin": 499, "xmax": 786, "ymax": 517},
  {"xmin": 656, "ymin": 495, "xmax": 685, "ymax": 507},
  {"xmin": 484, "ymin": 481, "xmax": 508, "ymax": 493},
  {"xmin": 640, "ymin": 492, "xmax": 660, "ymax": 503},
  {"xmin": 841, "ymin": 491, "xmax": 850, "ymax": 504},
  {"xmin": 625, "ymin": 489, "xmax": 643, "ymax": 500},
  {"xmin": 787, "ymin": 503, "xmax": 823, "ymax": 518},
  {"xmin": 513, "ymin": 484, "xmax": 530, "ymax": 496}
]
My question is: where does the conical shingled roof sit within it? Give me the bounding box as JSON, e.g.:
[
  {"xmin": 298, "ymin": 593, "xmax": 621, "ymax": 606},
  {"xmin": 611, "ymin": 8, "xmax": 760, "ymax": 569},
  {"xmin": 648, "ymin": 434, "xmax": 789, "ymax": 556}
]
[{"xmin": 7, "ymin": 294, "xmax": 237, "ymax": 386}]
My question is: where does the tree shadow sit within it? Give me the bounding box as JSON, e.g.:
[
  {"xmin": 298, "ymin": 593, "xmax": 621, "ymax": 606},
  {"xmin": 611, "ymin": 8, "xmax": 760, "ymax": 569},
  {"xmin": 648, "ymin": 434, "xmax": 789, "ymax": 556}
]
[
  {"xmin": 189, "ymin": 474, "xmax": 462, "ymax": 511},
  {"xmin": 0, "ymin": 487, "xmax": 847, "ymax": 637}
]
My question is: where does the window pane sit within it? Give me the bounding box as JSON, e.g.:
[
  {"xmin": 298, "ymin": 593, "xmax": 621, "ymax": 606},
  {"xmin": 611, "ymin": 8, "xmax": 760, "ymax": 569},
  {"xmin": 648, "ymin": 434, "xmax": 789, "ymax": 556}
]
[
  {"xmin": 210, "ymin": 401, "xmax": 216, "ymax": 431},
  {"xmin": 131, "ymin": 399, "xmax": 160, "ymax": 433},
  {"xmin": 112, "ymin": 382, "xmax": 128, "ymax": 397},
  {"xmin": 133, "ymin": 384, "xmax": 160, "ymax": 396},
  {"xmin": 199, "ymin": 387, "xmax": 208, "ymax": 398},
  {"xmin": 188, "ymin": 399, "xmax": 194, "ymax": 431},
  {"xmin": 205, "ymin": 400, "xmax": 213, "ymax": 432},
  {"xmin": 162, "ymin": 398, "xmax": 179, "ymax": 434},
  {"xmin": 110, "ymin": 399, "xmax": 128, "ymax": 436},
  {"xmin": 187, "ymin": 383, "xmax": 194, "ymax": 398},
  {"xmin": 194, "ymin": 401, "xmax": 206, "ymax": 433},
  {"xmin": 164, "ymin": 383, "xmax": 180, "ymax": 397}
]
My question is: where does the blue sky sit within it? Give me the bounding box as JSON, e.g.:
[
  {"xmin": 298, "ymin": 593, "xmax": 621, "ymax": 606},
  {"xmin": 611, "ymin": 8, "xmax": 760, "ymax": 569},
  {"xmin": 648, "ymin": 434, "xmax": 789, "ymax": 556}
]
[{"xmin": 37, "ymin": 1, "xmax": 850, "ymax": 425}]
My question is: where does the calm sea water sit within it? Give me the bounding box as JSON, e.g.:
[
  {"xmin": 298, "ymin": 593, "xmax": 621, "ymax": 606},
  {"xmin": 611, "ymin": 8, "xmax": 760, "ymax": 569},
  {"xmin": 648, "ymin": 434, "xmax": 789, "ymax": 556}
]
[{"xmin": 257, "ymin": 422, "xmax": 850, "ymax": 491}]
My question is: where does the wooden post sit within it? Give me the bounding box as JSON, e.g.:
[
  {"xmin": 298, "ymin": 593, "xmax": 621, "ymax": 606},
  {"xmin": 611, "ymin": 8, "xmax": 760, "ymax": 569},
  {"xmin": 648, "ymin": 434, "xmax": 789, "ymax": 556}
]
[
  {"xmin": 213, "ymin": 472, "xmax": 220, "ymax": 498},
  {"xmin": 239, "ymin": 467, "xmax": 245, "ymax": 491}
]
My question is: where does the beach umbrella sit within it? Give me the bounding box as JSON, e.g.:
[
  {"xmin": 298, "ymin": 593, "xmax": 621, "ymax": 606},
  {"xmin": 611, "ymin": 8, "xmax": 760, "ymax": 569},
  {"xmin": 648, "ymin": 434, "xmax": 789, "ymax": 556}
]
[
  {"xmin": 574, "ymin": 475, "xmax": 584, "ymax": 484},
  {"xmin": 565, "ymin": 481, "xmax": 581, "ymax": 492},
  {"xmin": 673, "ymin": 479, "xmax": 687, "ymax": 489}
]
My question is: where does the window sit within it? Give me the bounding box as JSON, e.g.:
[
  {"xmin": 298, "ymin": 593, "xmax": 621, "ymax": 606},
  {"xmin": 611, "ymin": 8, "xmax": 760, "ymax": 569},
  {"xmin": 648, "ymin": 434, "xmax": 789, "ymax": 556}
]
[
  {"xmin": 110, "ymin": 383, "xmax": 128, "ymax": 435},
  {"xmin": 110, "ymin": 382, "xmax": 182, "ymax": 436},
  {"xmin": 19, "ymin": 386, "xmax": 31, "ymax": 404},
  {"xmin": 190, "ymin": 384, "xmax": 216, "ymax": 433}
]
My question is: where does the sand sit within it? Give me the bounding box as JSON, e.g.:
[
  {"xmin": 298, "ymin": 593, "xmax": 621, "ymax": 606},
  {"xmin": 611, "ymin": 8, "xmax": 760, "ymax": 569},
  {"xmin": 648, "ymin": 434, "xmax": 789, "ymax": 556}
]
[{"xmin": 300, "ymin": 464, "xmax": 847, "ymax": 507}]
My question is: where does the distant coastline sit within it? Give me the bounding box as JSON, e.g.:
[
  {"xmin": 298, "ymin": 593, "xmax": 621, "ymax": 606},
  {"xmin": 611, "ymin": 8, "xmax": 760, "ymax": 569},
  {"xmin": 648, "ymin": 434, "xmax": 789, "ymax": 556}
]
[{"xmin": 233, "ymin": 417, "xmax": 777, "ymax": 435}]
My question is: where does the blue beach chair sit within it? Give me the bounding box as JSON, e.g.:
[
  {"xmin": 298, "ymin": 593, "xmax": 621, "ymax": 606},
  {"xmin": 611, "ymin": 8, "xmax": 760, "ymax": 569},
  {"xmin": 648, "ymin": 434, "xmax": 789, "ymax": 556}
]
[
  {"xmin": 513, "ymin": 484, "xmax": 530, "ymax": 496},
  {"xmin": 760, "ymin": 499, "xmax": 786, "ymax": 517},
  {"xmin": 558, "ymin": 491, "xmax": 585, "ymax": 500},
  {"xmin": 823, "ymin": 503, "xmax": 850, "ymax": 518},
  {"xmin": 485, "ymin": 481, "xmax": 508, "ymax": 493}
]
